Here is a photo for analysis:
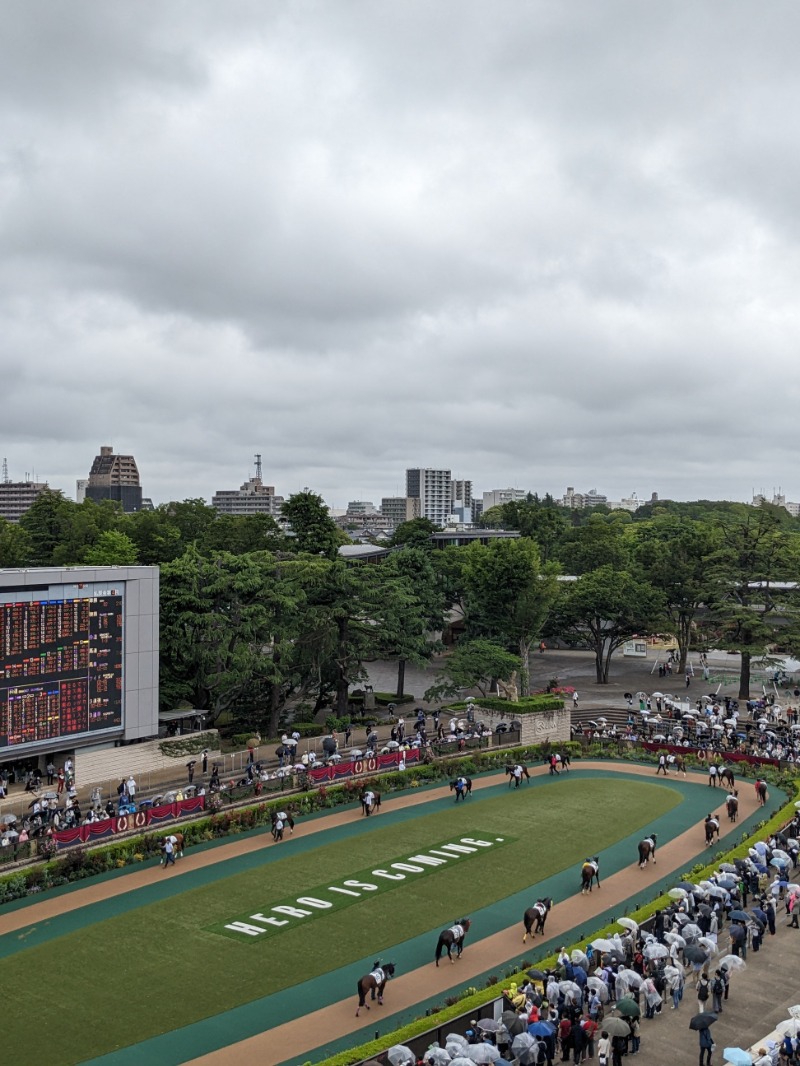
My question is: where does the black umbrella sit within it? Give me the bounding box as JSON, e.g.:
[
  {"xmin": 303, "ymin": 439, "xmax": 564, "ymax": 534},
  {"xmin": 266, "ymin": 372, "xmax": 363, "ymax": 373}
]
[
  {"xmin": 684, "ymin": 945, "xmax": 709, "ymax": 964},
  {"xmin": 678, "ymin": 881, "xmax": 698, "ymax": 892},
  {"xmin": 728, "ymin": 910, "xmax": 749, "ymax": 923},
  {"xmin": 624, "ymin": 692, "xmax": 633, "ymax": 699},
  {"xmin": 322, "ymin": 737, "xmax": 337, "ymax": 755},
  {"xmin": 526, "ymin": 968, "xmax": 546, "ymax": 980},
  {"xmin": 501, "ymin": 1010, "xmax": 525, "ymax": 1037},
  {"xmin": 689, "ymin": 1012, "xmax": 718, "ymax": 1030},
  {"xmin": 728, "ymin": 924, "xmax": 745, "ymax": 941},
  {"xmin": 275, "ymin": 745, "xmax": 287, "ymax": 757}
]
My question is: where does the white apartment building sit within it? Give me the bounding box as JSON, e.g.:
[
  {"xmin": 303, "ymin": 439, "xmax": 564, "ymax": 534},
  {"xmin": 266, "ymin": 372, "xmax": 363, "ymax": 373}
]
[
  {"xmin": 406, "ymin": 468, "xmax": 452, "ymax": 526},
  {"xmin": 482, "ymin": 487, "xmax": 528, "ymax": 510}
]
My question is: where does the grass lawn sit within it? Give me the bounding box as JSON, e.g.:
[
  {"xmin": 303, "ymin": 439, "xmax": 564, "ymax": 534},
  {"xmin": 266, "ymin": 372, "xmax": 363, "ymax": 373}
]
[{"xmin": 2, "ymin": 777, "xmax": 679, "ymax": 1065}]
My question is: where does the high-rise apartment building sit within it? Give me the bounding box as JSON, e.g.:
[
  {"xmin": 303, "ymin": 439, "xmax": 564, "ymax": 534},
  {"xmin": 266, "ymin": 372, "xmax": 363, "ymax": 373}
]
[
  {"xmin": 406, "ymin": 468, "xmax": 452, "ymax": 526},
  {"xmin": 450, "ymin": 480, "xmax": 473, "ymax": 507},
  {"xmin": 85, "ymin": 446, "xmax": 143, "ymax": 512}
]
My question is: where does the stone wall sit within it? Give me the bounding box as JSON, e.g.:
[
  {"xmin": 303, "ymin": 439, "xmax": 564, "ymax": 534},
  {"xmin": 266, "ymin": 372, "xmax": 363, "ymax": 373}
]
[{"xmin": 517, "ymin": 706, "xmax": 571, "ymax": 746}]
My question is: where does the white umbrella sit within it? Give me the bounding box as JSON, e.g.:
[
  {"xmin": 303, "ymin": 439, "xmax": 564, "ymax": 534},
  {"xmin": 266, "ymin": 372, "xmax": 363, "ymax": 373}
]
[
  {"xmin": 424, "ymin": 1050, "xmax": 452, "ymax": 1066},
  {"xmin": 718, "ymin": 954, "xmax": 746, "ymax": 971},
  {"xmin": 446, "ymin": 1035, "xmax": 469, "ymax": 1049},
  {"xmin": 651, "ymin": 691, "xmax": 664, "ymax": 698},
  {"xmin": 618, "ymin": 917, "xmax": 638, "ymax": 932},
  {"xmin": 559, "ymin": 980, "xmax": 581, "ymax": 996},
  {"xmin": 450, "ymin": 1059, "xmax": 477, "ymax": 1066},
  {"xmin": 772, "ymin": 848, "xmax": 790, "ymax": 860},
  {"xmin": 586, "ymin": 976, "xmax": 609, "ymax": 1002},
  {"xmin": 388, "ymin": 1046, "xmax": 416, "ymax": 1066},
  {"xmin": 512, "ymin": 1033, "xmax": 537, "ymax": 1054},
  {"xmin": 466, "ymin": 1046, "xmax": 500, "ymax": 1064},
  {"xmin": 668, "ymin": 887, "xmax": 687, "ymax": 900},
  {"xmin": 777, "ymin": 1019, "xmax": 800, "ymax": 1037},
  {"xmin": 698, "ymin": 937, "xmax": 717, "ymax": 953},
  {"xmin": 664, "ymin": 932, "xmax": 686, "ymax": 948},
  {"xmin": 683, "ymin": 923, "xmax": 702, "ymax": 940},
  {"xmin": 591, "ymin": 938, "xmax": 615, "ymax": 952},
  {"xmin": 664, "ymin": 965, "xmax": 681, "ymax": 981},
  {"xmin": 571, "ymin": 949, "xmax": 589, "ymax": 969},
  {"xmin": 788, "ymin": 1005, "xmax": 800, "ymax": 1020},
  {"xmin": 617, "ymin": 968, "xmax": 643, "ymax": 988},
  {"xmin": 644, "ymin": 943, "xmax": 668, "ymax": 959}
]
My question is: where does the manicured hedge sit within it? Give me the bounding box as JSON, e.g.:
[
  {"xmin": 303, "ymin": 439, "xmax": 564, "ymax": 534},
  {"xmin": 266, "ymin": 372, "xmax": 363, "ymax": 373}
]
[{"xmin": 446, "ymin": 695, "xmax": 565, "ymax": 714}]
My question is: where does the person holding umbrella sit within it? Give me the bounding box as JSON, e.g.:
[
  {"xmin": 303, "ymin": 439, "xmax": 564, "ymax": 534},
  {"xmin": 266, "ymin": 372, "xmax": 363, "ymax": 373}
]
[{"xmin": 698, "ymin": 1023, "xmax": 715, "ymax": 1066}]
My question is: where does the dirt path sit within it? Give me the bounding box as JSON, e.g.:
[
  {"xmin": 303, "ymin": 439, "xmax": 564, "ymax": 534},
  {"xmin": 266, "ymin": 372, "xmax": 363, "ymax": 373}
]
[{"xmin": 183, "ymin": 764, "xmax": 758, "ymax": 1066}]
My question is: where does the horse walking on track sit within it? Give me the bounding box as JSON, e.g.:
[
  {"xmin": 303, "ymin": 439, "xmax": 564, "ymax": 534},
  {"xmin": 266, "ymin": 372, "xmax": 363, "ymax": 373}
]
[
  {"xmin": 360, "ymin": 790, "xmax": 381, "ymax": 816},
  {"xmin": 637, "ymin": 834, "xmax": 657, "ymax": 868},
  {"xmin": 669, "ymin": 754, "xmax": 688, "ymax": 777},
  {"xmin": 355, "ymin": 961, "xmax": 396, "ymax": 1016},
  {"xmin": 726, "ymin": 790, "xmax": 739, "ymax": 822},
  {"xmin": 755, "ymin": 779, "xmax": 768, "ymax": 806},
  {"xmin": 580, "ymin": 857, "xmax": 601, "ymax": 894},
  {"xmin": 435, "ymin": 918, "xmax": 471, "ymax": 965},
  {"xmin": 719, "ymin": 766, "xmax": 735, "ymax": 788},
  {"xmin": 704, "ymin": 814, "xmax": 720, "ymax": 846},
  {"xmin": 449, "ymin": 777, "xmax": 472, "ymax": 802},
  {"xmin": 271, "ymin": 810, "xmax": 294, "ymax": 841},
  {"xmin": 505, "ymin": 764, "xmax": 531, "ymax": 788},
  {"xmin": 522, "ymin": 898, "xmax": 553, "ymax": 942},
  {"xmin": 161, "ymin": 833, "xmax": 184, "ymax": 862}
]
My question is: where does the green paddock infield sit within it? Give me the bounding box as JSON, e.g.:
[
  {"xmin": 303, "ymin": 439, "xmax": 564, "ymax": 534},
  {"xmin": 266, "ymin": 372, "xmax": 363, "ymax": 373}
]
[{"xmin": 0, "ymin": 768, "xmax": 757, "ymax": 1066}]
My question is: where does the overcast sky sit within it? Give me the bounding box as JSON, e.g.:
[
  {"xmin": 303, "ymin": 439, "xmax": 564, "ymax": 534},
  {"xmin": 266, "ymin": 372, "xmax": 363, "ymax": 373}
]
[{"xmin": 3, "ymin": 2, "xmax": 800, "ymax": 510}]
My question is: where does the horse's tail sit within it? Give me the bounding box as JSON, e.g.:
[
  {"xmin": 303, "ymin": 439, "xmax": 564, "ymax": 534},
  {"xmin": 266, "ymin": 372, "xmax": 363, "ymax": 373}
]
[{"xmin": 435, "ymin": 934, "xmax": 445, "ymax": 962}]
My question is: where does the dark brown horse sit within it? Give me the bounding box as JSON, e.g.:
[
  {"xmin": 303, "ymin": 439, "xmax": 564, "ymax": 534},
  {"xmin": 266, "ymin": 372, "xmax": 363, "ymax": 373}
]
[
  {"xmin": 505, "ymin": 764, "xmax": 531, "ymax": 788},
  {"xmin": 435, "ymin": 918, "xmax": 471, "ymax": 965},
  {"xmin": 355, "ymin": 961, "xmax": 396, "ymax": 1016},
  {"xmin": 449, "ymin": 777, "xmax": 473, "ymax": 802},
  {"xmin": 726, "ymin": 790, "xmax": 739, "ymax": 822},
  {"xmin": 522, "ymin": 898, "xmax": 553, "ymax": 942},
  {"xmin": 270, "ymin": 810, "xmax": 295, "ymax": 841},
  {"xmin": 360, "ymin": 790, "xmax": 381, "ymax": 816},
  {"xmin": 580, "ymin": 858, "xmax": 600, "ymax": 894},
  {"xmin": 704, "ymin": 815, "xmax": 720, "ymax": 846},
  {"xmin": 756, "ymin": 780, "xmax": 768, "ymax": 807},
  {"xmin": 719, "ymin": 767, "xmax": 736, "ymax": 788},
  {"xmin": 637, "ymin": 834, "xmax": 657, "ymax": 868}
]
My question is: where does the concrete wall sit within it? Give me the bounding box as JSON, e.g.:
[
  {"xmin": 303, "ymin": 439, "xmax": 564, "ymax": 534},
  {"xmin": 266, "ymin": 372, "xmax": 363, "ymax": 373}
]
[{"xmin": 518, "ymin": 706, "xmax": 571, "ymax": 746}]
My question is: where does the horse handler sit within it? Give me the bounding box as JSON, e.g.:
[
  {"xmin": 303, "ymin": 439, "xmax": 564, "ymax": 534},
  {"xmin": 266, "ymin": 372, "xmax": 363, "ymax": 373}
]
[{"xmin": 163, "ymin": 837, "xmax": 176, "ymax": 869}]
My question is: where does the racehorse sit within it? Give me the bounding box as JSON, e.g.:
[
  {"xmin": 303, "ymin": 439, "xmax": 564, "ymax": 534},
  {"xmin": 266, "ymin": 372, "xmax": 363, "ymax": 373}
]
[
  {"xmin": 161, "ymin": 833, "xmax": 184, "ymax": 861},
  {"xmin": 726, "ymin": 790, "xmax": 739, "ymax": 822},
  {"xmin": 755, "ymin": 779, "xmax": 768, "ymax": 807},
  {"xmin": 580, "ymin": 857, "xmax": 601, "ymax": 894},
  {"xmin": 704, "ymin": 815, "xmax": 720, "ymax": 846},
  {"xmin": 449, "ymin": 777, "xmax": 473, "ymax": 802},
  {"xmin": 522, "ymin": 898, "xmax": 554, "ymax": 942},
  {"xmin": 435, "ymin": 918, "xmax": 472, "ymax": 965},
  {"xmin": 637, "ymin": 834, "xmax": 658, "ymax": 868},
  {"xmin": 360, "ymin": 790, "xmax": 381, "ymax": 816},
  {"xmin": 355, "ymin": 961, "xmax": 396, "ymax": 1016},
  {"xmin": 271, "ymin": 810, "xmax": 295, "ymax": 841},
  {"xmin": 669, "ymin": 754, "xmax": 688, "ymax": 777},
  {"xmin": 718, "ymin": 767, "xmax": 736, "ymax": 788},
  {"xmin": 505, "ymin": 764, "xmax": 531, "ymax": 788}
]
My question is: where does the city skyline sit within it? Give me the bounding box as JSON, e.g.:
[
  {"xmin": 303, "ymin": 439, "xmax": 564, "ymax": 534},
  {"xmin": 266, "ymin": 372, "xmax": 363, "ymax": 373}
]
[{"xmin": 3, "ymin": 6, "xmax": 800, "ymax": 510}]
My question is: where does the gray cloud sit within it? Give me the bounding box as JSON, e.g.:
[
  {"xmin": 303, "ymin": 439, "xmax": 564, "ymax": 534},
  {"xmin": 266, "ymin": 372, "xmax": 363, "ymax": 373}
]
[{"xmin": 2, "ymin": 2, "xmax": 800, "ymax": 509}]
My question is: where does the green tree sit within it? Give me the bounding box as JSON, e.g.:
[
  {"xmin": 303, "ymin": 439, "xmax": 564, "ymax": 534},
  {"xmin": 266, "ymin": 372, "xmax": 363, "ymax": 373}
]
[
  {"xmin": 389, "ymin": 517, "xmax": 439, "ymax": 549},
  {"xmin": 548, "ymin": 564, "xmax": 663, "ymax": 683},
  {"xmin": 83, "ymin": 530, "xmax": 139, "ymax": 566},
  {"xmin": 126, "ymin": 508, "xmax": 183, "ymax": 564},
  {"xmin": 19, "ymin": 490, "xmax": 77, "ymax": 565},
  {"xmin": 462, "ymin": 538, "xmax": 559, "ymax": 695},
  {"xmin": 201, "ymin": 513, "xmax": 286, "ymax": 556},
  {"xmin": 281, "ymin": 491, "xmax": 344, "ymax": 559},
  {"xmin": 0, "ymin": 518, "xmax": 31, "ymax": 567},
  {"xmin": 424, "ymin": 639, "xmax": 521, "ymax": 701},
  {"xmin": 556, "ymin": 514, "xmax": 631, "ymax": 575},
  {"xmin": 702, "ymin": 509, "xmax": 800, "ymax": 698},
  {"xmin": 377, "ymin": 547, "xmax": 446, "ymax": 697},
  {"xmin": 632, "ymin": 516, "xmax": 721, "ymax": 672},
  {"xmin": 481, "ymin": 499, "xmax": 568, "ymax": 563}
]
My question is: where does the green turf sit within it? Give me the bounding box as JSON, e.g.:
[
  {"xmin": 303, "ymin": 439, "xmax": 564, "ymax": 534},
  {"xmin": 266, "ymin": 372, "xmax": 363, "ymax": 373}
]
[{"xmin": 1, "ymin": 777, "xmax": 679, "ymax": 1065}]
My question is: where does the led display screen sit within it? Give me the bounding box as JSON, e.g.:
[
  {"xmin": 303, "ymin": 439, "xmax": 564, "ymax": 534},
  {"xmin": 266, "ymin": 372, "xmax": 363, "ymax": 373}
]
[{"xmin": 0, "ymin": 582, "xmax": 123, "ymax": 751}]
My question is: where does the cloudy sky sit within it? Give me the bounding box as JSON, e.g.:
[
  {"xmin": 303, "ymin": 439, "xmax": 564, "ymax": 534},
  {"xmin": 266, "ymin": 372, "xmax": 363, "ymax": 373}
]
[{"xmin": 3, "ymin": 2, "xmax": 800, "ymax": 509}]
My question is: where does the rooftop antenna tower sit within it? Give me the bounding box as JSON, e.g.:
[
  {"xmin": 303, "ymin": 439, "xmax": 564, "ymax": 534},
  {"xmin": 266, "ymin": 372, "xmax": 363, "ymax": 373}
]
[
  {"xmin": 1, "ymin": 458, "xmax": 8, "ymax": 484},
  {"xmin": 254, "ymin": 453, "xmax": 262, "ymax": 481}
]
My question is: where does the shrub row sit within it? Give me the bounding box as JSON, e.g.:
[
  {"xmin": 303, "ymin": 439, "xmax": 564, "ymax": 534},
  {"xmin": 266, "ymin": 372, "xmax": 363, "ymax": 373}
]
[
  {"xmin": 157, "ymin": 731, "xmax": 219, "ymax": 758},
  {"xmin": 446, "ymin": 695, "xmax": 565, "ymax": 714}
]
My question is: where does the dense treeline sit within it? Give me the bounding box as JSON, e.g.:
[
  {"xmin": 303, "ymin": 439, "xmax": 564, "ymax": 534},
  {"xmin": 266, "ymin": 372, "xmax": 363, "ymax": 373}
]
[{"xmin": 3, "ymin": 490, "xmax": 800, "ymax": 731}]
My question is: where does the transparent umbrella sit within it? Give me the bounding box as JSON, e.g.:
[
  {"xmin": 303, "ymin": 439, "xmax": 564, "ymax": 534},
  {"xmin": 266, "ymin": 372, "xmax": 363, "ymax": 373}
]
[
  {"xmin": 424, "ymin": 1051, "xmax": 452, "ymax": 1066},
  {"xmin": 644, "ymin": 943, "xmax": 668, "ymax": 959},
  {"xmin": 664, "ymin": 932, "xmax": 686, "ymax": 949},
  {"xmin": 466, "ymin": 1046, "xmax": 501, "ymax": 1064},
  {"xmin": 586, "ymin": 976, "xmax": 609, "ymax": 1002},
  {"xmin": 717, "ymin": 954, "xmax": 746, "ymax": 971},
  {"xmin": 591, "ymin": 938, "xmax": 615, "ymax": 953},
  {"xmin": 668, "ymin": 887, "xmax": 688, "ymax": 900},
  {"xmin": 618, "ymin": 917, "xmax": 638, "ymax": 932},
  {"xmin": 388, "ymin": 1046, "xmax": 416, "ymax": 1066},
  {"xmin": 511, "ymin": 1034, "xmax": 536, "ymax": 1054},
  {"xmin": 571, "ymin": 949, "xmax": 589, "ymax": 967},
  {"xmin": 682, "ymin": 923, "xmax": 702, "ymax": 940},
  {"xmin": 477, "ymin": 1020, "xmax": 501, "ymax": 1034}
]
